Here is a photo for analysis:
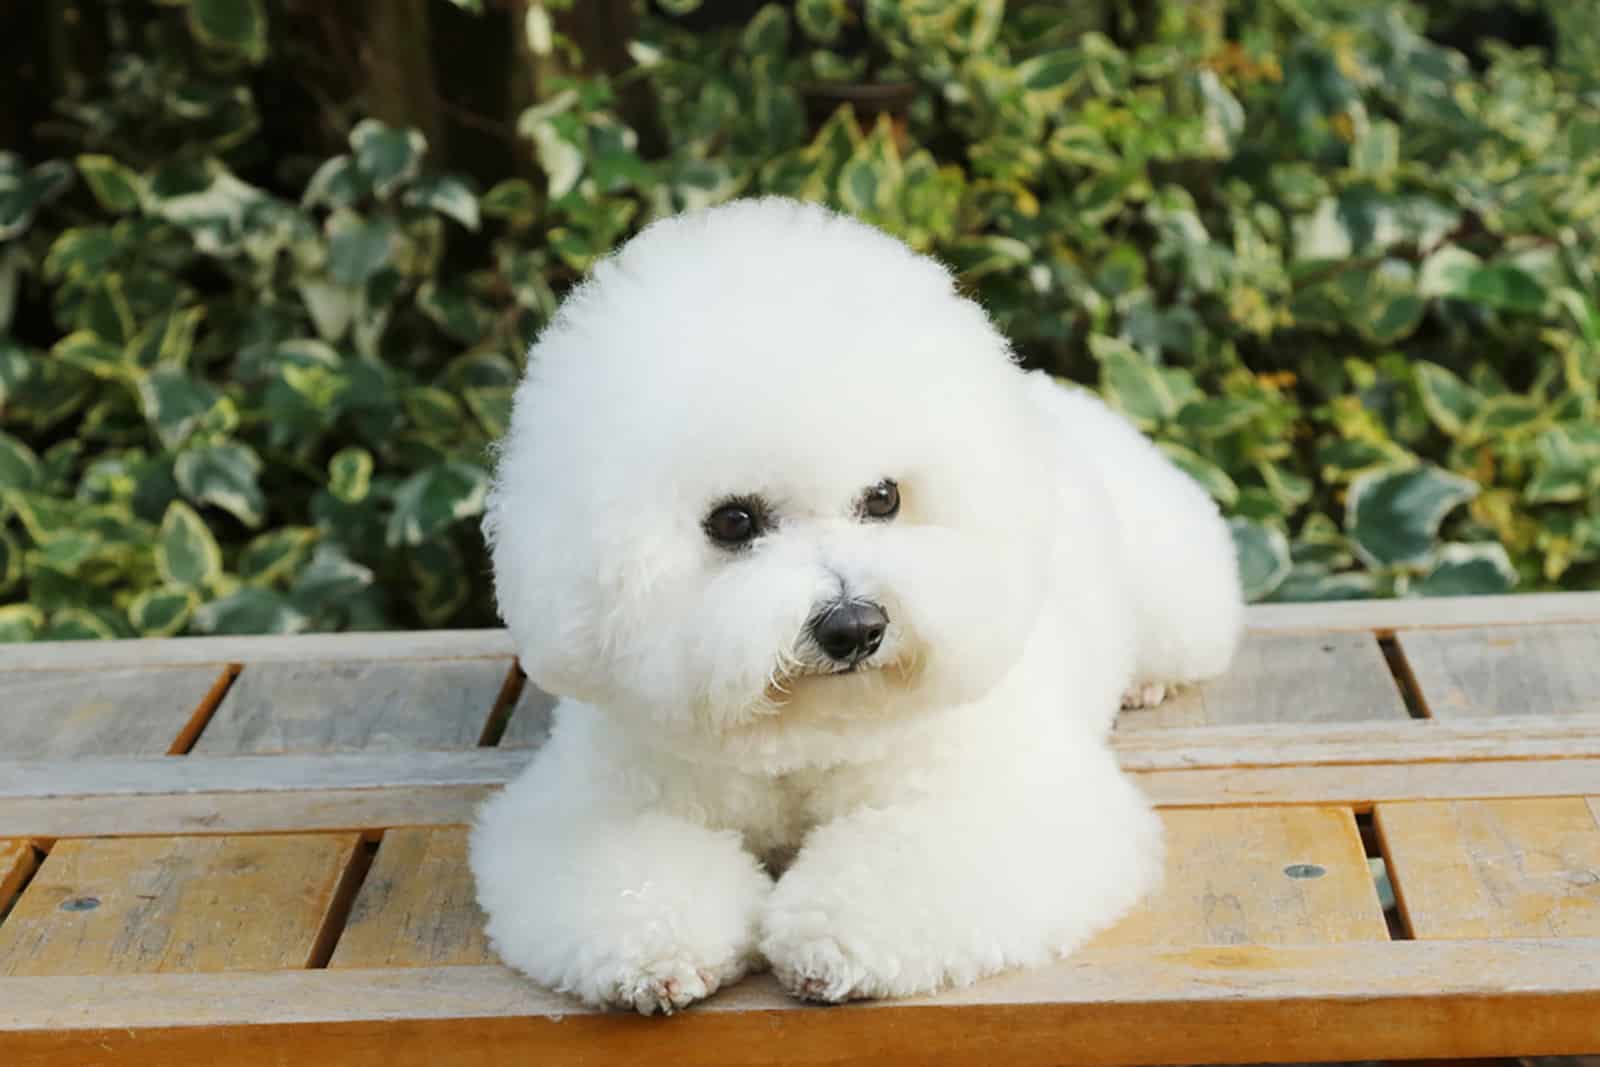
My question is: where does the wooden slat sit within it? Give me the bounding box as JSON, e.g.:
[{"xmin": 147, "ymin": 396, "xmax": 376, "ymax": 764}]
[
  {"xmin": 4, "ymin": 941, "xmax": 1600, "ymax": 1066},
  {"xmin": 329, "ymin": 827, "xmax": 490, "ymax": 968},
  {"xmin": 1243, "ymin": 590, "xmax": 1600, "ymax": 634},
  {"xmin": 499, "ymin": 683, "xmax": 556, "ymax": 748},
  {"xmin": 1376, "ymin": 798, "xmax": 1600, "ymax": 938},
  {"xmin": 1, "ymin": 838, "xmax": 38, "ymax": 913},
  {"xmin": 1398, "ymin": 625, "xmax": 1600, "ymax": 719},
  {"xmin": 0, "ymin": 666, "xmax": 230, "ymax": 758},
  {"xmin": 0, "ymin": 629, "xmax": 516, "ymax": 671},
  {"xmin": 11, "ymin": 717, "xmax": 1600, "ymax": 802},
  {"xmin": 0, "ymin": 834, "xmax": 361, "ymax": 975},
  {"xmin": 1090, "ymin": 807, "xmax": 1386, "ymax": 948},
  {"xmin": 3, "ymin": 593, "xmax": 1597, "ymax": 676},
  {"xmin": 1117, "ymin": 633, "xmax": 1408, "ymax": 730},
  {"xmin": 1113, "ymin": 714, "xmax": 1600, "ymax": 770},
  {"xmin": 7, "ymin": 759, "xmax": 1600, "ymax": 839},
  {"xmin": 192, "ymin": 660, "xmax": 513, "ymax": 754}
]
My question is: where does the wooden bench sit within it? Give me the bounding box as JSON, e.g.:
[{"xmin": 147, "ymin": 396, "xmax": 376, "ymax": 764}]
[{"xmin": 3, "ymin": 592, "xmax": 1598, "ymax": 1065}]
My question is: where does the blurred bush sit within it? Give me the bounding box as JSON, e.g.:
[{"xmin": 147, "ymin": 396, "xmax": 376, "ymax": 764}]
[{"xmin": 1, "ymin": 0, "xmax": 1596, "ymax": 640}]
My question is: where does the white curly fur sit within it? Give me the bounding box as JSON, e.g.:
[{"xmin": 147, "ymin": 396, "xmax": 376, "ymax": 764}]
[{"xmin": 471, "ymin": 197, "xmax": 1243, "ymax": 1014}]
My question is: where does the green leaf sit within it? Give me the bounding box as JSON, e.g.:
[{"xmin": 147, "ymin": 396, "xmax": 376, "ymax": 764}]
[
  {"xmin": 128, "ymin": 586, "xmax": 200, "ymax": 637},
  {"xmin": 1195, "ymin": 70, "xmax": 1244, "ymax": 155},
  {"xmin": 157, "ymin": 501, "xmax": 224, "ymax": 589},
  {"xmin": 290, "ymin": 543, "xmax": 375, "ymax": 616},
  {"xmin": 403, "ymin": 174, "xmax": 480, "ymax": 231},
  {"xmin": 0, "ymin": 526, "xmax": 20, "ymax": 596},
  {"xmin": 480, "ymin": 179, "xmax": 536, "ymax": 220},
  {"xmin": 329, "ymin": 447, "xmax": 374, "ymax": 503},
  {"xmin": 409, "ymin": 539, "xmax": 470, "ymax": 626},
  {"xmin": 1017, "ymin": 50, "xmax": 1082, "ymax": 94},
  {"xmin": 1413, "ymin": 543, "xmax": 1517, "ymax": 597},
  {"xmin": 193, "ymin": 589, "xmax": 310, "ymax": 635},
  {"xmin": 76, "ymin": 154, "xmax": 144, "ymax": 213},
  {"xmin": 386, "ymin": 461, "xmax": 489, "ymax": 547},
  {"xmin": 1418, "ymin": 245, "xmax": 1481, "ymax": 299},
  {"xmin": 302, "ymin": 155, "xmax": 369, "ymax": 210},
  {"xmin": 1091, "ymin": 336, "xmax": 1177, "ymax": 427},
  {"xmin": 327, "ymin": 217, "xmax": 397, "ymax": 286},
  {"xmin": 0, "ymin": 603, "xmax": 45, "ymax": 643},
  {"xmin": 1414, "ymin": 363, "xmax": 1481, "ymax": 437},
  {"xmin": 1269, "ymin": 567, "xmax": 1377, "ymax": 603},
  {"xmin": 1458, "ymin": 262, "xmax": 1546, "ymax": 313},
  {"xmin": 175, "ymin": 442, "xmax": 267, "ymax": 527},
  {"xmin": 138, "ymin": 367, "xmax": 222, "ymax": 451},
  {"xmin": 0, "ymin": 156, "xmax": 72, "ymax": 241},
  {"xmin": 0, "ymin": 431, "xmax": 42, "ymax": 490},
  {"xmin": 796, "ymin": 0, "xmax": 845, "ymax": 41},
  {"xmin": 1346, "ymin": 465, "xmax": 1479, "ymax": 568},
  {"xmin": 1158, "ymin": 443, "xmax": 1238, "ymax": 507},
  {"xmin": 1229, "ymin": 518, "xmax": 1291, "ymax": 602},
  {"xmin": 1524, "ymin": 427, "xmax": 1598, "ymax": 504},
  {"xmin": 43, "ymin": 608, "xmax": 120, "ymax": 642},
  {"xmin": 187, "ymin": 0, "xmax": 269, "ymax": 63},
  {"xmin": 350, "ymin": 120, "xmax": 428, "ymax": 197},
  {"xmin": 239, "ymin": 526, "xmax": 319, "ymax": 586},
  {"xmin": 1176, "ymin": 396, "xmax": 1262, "ymax": 438}
]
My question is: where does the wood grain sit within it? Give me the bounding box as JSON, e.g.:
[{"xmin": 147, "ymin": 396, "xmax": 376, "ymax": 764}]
[
  {"xmin": 3, "ymin": 592, "xmax": 1597, "ymax": 675},
  {"xmin": 0, "ymin": 834, "xmax": 361, "ymax": 975},
  {"xmin": 0, "ymin": 628, "xmax": 516, "ymax": 672},
  {"xmin": 329, "ymin": 827, "xmax": 491, "ymax": 968},
  {"xmin": 0, "ymin": 666, "xmax": 231, "ymax": 758},
  {"xmin": 1, "ymin": 838, "xmax": 38, "ymax": 914},
  {"xmin": 1116, "ymin": 633, "xmax": 1408, "ymax": 730},
  {"xmin": 9, "ymin": 758, "xmax": 1600, "ymax": 840},
  {"xmin": 4, "ymin": 941, "xmax": 1600, "ymax": 1066},
  {"xmin": 1090, "ymin": 807, "xmax": 1387, "ymax": 948},
  {"xmin": 1243, "ymin": 590, "xmax": 1600, "ymax": 634},
  {"xmin": 1376, "ymin": 798, "xmax": 1600, "ymax": 938},
  {"xmin": 1398, "ymin": 625, "xmax": 1600, "ymax": 719},
  {"xmin": 498, "ymin": 683, "xmax": 556, "ymax": 748},
  {"xmin": 10, "ymin": 717, "xmax": 1600, "ymax": 802},
  {"xmin": 192, "ymin": 660, "xmax": 513, "ymax": 754}
]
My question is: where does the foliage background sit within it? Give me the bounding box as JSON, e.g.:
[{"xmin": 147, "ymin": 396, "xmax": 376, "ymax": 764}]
[{"xmin": 1, "ymin": 0, "xmax": 1597, "ymax": 641}]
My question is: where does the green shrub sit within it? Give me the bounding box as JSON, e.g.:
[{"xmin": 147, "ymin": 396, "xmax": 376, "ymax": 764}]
[{"xmin": 1, "ymin": 0, "xmax": 1597, "ymax": 641}]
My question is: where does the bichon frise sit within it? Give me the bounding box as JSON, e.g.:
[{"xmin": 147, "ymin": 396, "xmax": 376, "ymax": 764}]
[{"xmin": 471, "ymin": 197, "xmax": 1242, "ymax": 1014}]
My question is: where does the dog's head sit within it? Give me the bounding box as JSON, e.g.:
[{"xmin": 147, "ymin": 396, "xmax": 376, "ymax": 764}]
[{"xmin": 486, "ymin": 199, "xmax": 1061, "ymax": 751}]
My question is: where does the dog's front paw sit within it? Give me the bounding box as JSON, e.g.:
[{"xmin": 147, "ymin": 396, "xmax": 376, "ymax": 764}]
[
  {"xmin": 589, "ymin": 954, "xmax": 749, "ymax": 1016},
  {"xmin": 1120, "ymin": 681, "xmax": 1168, "ymax": 709},
  {"xmin": 762, "ymin": 928, "xmax": 882, "ymax": 1004}
]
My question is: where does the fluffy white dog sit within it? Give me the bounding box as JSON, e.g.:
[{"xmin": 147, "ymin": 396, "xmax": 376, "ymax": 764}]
[{"xmin": 471, "ymin": 197, "xmax": 1242, "ymax": 1015}]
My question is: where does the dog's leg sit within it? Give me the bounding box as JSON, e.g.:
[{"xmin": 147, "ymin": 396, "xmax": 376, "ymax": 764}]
[
  {"xmin": 471, "ymin": 799, "xmax": 771, "ymax": 1015},
  {"xmin": 760, "ymin": 753, "xmax": 1161, "ymax": 1002}
]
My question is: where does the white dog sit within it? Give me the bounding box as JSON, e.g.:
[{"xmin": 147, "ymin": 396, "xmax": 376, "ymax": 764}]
[{"xmin": 471, "ymin": 197, "xmax": 1242, "ymax": 1015}]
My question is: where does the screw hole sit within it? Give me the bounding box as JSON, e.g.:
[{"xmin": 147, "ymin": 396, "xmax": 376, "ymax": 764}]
[{"xmin": 1284, "ymin": 864, "xmax": 1326, "ymax": 880}]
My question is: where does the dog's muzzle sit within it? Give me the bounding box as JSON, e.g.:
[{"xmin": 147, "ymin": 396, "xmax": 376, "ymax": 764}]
[{"xmin": 808, "ymin": 600, "xmax": 888, "ymax": 668}]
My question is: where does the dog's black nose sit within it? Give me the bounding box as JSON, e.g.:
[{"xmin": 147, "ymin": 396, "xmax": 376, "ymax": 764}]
[{"xmin": 810, "ymin": 601, "xmax": 888, "ymax": 664}]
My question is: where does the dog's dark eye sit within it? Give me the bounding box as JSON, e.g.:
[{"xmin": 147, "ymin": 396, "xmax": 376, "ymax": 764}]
[
  {"xmin": 705, "ymin": 499, "xmax": 764, "ymax": 548},
  {"xmin": 859, "ymin": 479, "xmax": 900, "ymax": 521}
]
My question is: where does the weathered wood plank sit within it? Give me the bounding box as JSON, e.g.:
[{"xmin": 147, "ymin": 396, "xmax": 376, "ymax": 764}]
[
  {"xmin": 498, "ymin": 683, "xmax": 556, "ymax": 748},
  {"xmin": 1, "ymin": 838, "xmax": 37, "ymax": 914},
  {"xmin": 0, "ymin": 787, "xmax": 496, "ymax": 839},
  {"xmin": 192, "ymin": 660, "xmax": 513, "ymax": 754},
  {"xmin": 1089, "ymin": 807, "xmax": 1386, "ymax": 949},
  {"xmin": 329, "ymin": 827, "xmax": 491, "ymax": 968},
  {"xmin": 0, "ymin": 834, "xmax": 361, "ymax": 975},
  {"xmin": 2, "ymin": 593, "xmax": 1596, "ymax": 676},
  {"xmin": 1376, "ymin": 798, "xmax": 1600, "ymax": 938},
  {"xmin": 1243, "ymin": 590, "xmax": 1600, "ymax": 634},
  {"xmin": 1116, "ymin": 633, "xmax": 1408, "ymax": 730},
  {"xmin": 4, "ymin": 941, "xmax": 1600, "ymax": 1066},
  {"xmin": 0, "ymin": 666, "xmax": 230, "ymax": 758},
  {"xmin": 6, "ymin": 759, "xmax": 1600, "ymax": 839},
  {"xmin": 10, "ymin": 717, "xmax": 1600, "ymax": 802},
  {"xmin": 0, "ymin": 629, "xmax": 516, "ymax": 672},
  {"xmin": 1398, "ymin": 625, "xmax": 1600, "ymax": 719}
]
